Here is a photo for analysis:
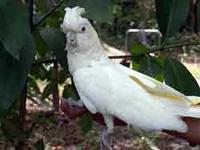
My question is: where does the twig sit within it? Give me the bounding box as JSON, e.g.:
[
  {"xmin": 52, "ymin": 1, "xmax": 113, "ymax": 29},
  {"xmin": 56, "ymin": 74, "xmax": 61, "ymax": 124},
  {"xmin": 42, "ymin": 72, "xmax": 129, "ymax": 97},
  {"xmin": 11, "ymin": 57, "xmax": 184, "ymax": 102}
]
[
  {"xmin": 16, "ymin": 81, "xmax": 27, "ymax": 150},
  {"xmin": 149, "ymin": 41, "xmax": 200, "ymax": 54},
  {"xmin": 109, "ymin": 55, "xmax": 132, "ymax": 59},
  {"xmin": 32, "ymin": 41, "xmax": 200, "ymax": 66},
  {"xmin": 111, "ymin": 41, "xmax": 200, "ymax": 59},
  {"xmin": 131, "ymin": 41, "xmax": 200, "ymax": 58},
  {"xmin": 33, "ymin": 0, "xmax": 64, "ymax": 29},
  {"xmin": 27, "ymin": 95, "xmax": 41, "ymax": 106},
  {"xmin": 32, "ymin": 58, "xmax": 57, "ymax": 66},
  {"xmin": 52, "ymin": 61, "xmax": 59, "ymax": 111}
]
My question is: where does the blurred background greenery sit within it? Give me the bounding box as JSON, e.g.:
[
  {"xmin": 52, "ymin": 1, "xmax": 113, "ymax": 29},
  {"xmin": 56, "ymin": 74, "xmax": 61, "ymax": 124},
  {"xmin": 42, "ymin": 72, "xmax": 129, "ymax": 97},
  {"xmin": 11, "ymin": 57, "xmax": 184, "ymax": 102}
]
[{"xmin": 0, "ymin": 0, "xmax": 200, "ymax": 149}]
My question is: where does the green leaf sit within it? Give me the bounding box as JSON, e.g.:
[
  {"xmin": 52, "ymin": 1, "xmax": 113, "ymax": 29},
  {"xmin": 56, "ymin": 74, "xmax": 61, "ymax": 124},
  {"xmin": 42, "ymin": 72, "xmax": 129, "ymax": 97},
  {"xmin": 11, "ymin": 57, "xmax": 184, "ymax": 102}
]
[
  {"xmin": 41, "ymin": 82, "xmax": 52, "ymax": 100},
  {"xmin": 35, "ymin": 0, "xmax": 48, "ymax": 14},
  {"xmin": 33, "ymin": 30, "xmax": 49, "ymax": 58},
  {"xmin": 132, "ymin": 56, "xmax": 164, "ymax": 82},
  {"xmin": 62, "ymin": 84, "xmax": 79, "ymax": 99},
  {"xmin": 30, "ymin": 66, "xmax": 46, "ymax": 81},
  {"xmin": 0, "ymin": 0, "xmax": 30, "ymax": 59},
  {"xmin": 0, "ymin": 35, "xmax": 35, "ymax": 120},
  {"xmin": 78, "ymin": 113, "xmax": 93, "ymax": 135},
  {"xmin": 155, "ymin": 0, "xmax": 190, "ymax": 40},
  {"xmin": 130, "ymin": 41, "xmax": 149, "ymax": 56},
  {"xmin": 40, "ymin": 27, "xmax": 68, "ymax": 72},
  {"xmin": 45, "ymin": 9, "xmax": 64, "ymax": 27},
  {"xmin": 28, "ymin": 75, "xmax": 40, "ymax": 93},
  {"xmin": 65, "ymin": 0, "xmax": 113, "ymax": 22},
  {"xmin": 62, "ymin": 85, "xmax": 72, "ymax": 99},
  {"xmin": 58, "ymin": 70, "xmax": 69, "ymax": 84},
  {"xmin": 164, "ymin": 58, "xmax": 200, "ymax": 96}
]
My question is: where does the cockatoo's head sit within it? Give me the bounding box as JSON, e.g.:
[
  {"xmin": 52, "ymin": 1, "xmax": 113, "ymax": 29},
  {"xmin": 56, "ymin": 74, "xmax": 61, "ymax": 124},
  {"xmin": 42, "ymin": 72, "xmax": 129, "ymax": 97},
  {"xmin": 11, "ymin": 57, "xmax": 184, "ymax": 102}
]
[{"xmin": 62, "ymin": 7, "xmax": 100, "ymax": 54}]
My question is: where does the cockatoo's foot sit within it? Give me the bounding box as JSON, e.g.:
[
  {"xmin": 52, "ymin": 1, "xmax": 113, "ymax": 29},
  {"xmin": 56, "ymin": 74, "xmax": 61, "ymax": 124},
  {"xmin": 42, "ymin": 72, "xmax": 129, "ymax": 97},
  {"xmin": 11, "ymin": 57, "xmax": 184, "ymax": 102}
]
[
  {"xmin": 100, "ymin": 129, "xmax": 113, "ymax": 150},
  {"xmin": 100, "ymin": 115, "xmax": 114, "ymax": 150}
]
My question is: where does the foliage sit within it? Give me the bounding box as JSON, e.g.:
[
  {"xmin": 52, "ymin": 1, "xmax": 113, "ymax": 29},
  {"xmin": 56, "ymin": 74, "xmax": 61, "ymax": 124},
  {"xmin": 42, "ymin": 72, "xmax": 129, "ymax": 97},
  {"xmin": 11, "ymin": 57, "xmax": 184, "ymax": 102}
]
[
  {"xmin": 0, "ymin": 0, "xmax": 200, "ymax": 148},
  {"xmin": 155, "ymin": 0, "xmax": 190, "ymax": 41},
  {"xmin": 78, "ymin": 113, "xmax": 93, "ymax": 135},
  {"xmin": 40, "ymin": 27, "xmax": 67, "ymax": 71},
  {"xmin": 0, "ymin": 0, "xmax": 31, "ymax": 59},
  {"xmin": 66, "ymin": 0, "xmax": 113, "ymax": 22},
  {"xmin": 0, "ymin": 0, "xmax": 35, "ymax": 120},
  {"xmin": 164, "ymin": 58, "xmax": 200, "ymax": 96}
]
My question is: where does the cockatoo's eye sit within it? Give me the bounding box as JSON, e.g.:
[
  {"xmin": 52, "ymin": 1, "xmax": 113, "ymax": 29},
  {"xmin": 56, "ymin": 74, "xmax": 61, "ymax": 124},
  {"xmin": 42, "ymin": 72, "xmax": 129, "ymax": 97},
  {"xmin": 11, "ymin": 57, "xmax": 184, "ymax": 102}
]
[
  {"xmin": 81, "ymin": 26, "xmax": 86, "ymax": 32},
  {"xmin": 80, "ymin": 23, "xmax": 88, "ymax": 32}
]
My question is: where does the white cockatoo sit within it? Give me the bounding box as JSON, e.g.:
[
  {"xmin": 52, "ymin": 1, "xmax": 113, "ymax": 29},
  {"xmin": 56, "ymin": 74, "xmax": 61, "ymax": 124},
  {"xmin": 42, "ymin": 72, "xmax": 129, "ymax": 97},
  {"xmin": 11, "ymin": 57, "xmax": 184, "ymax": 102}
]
[{"xmin": 62, "ymin": 6, "xmax": 200, "ymax": 148}]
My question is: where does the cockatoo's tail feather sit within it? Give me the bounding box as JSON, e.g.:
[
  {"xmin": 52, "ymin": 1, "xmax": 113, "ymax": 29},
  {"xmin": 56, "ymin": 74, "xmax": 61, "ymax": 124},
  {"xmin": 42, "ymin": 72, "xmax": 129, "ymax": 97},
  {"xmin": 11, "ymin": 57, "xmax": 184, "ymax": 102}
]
[{"xmin": 188, "ymin": 96, "xmax": 200, "ymax": 105}]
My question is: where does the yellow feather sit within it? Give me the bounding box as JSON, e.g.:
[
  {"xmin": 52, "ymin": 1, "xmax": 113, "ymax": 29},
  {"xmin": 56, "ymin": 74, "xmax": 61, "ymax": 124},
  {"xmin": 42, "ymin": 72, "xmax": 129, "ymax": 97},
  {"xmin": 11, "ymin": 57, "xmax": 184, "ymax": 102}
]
[
  {"xmin": 129, "ymin": 75, "xmax": 189, "ymax": 102},
  {"xmin": 188, "ymin": 96, "xmax": 200, "ymax": 106}
]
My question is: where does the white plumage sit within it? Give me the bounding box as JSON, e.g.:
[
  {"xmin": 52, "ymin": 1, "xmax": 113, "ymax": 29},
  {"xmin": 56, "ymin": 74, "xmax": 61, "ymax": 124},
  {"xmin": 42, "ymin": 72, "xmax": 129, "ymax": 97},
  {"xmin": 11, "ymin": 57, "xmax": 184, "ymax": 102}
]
[{"xmin": 62, "ymin": 6, "xmax": 200, "ymax": 135}]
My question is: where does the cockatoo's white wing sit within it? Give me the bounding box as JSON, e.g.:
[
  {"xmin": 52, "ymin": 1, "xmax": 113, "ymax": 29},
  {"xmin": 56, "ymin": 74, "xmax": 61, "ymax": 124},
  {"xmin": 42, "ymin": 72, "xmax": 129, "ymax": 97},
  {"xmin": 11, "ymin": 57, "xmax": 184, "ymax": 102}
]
[
  {"xmin": 73, "ymin": 61, "xmax": 191, "ymax": 132},
  {"xmin": 117, "ymin": 64, "xmax": 200, "ymax": 117},
  {"xmin": 117, "ymin": 64, "xmax": 189, "ymax": 102}
]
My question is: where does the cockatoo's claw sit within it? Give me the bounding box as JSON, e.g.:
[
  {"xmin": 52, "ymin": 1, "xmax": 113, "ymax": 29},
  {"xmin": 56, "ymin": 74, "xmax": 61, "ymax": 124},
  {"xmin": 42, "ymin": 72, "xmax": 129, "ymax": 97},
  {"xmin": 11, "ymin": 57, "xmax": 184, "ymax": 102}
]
[{"xmin": 100, "ymin": 130, "xmax": 113, "ymax": 150}]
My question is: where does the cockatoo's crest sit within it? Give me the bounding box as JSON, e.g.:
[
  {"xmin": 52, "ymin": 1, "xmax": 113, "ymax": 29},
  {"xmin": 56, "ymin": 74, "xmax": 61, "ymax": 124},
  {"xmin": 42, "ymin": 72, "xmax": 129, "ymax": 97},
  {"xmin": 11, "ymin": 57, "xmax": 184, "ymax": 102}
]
[
  {"xmin": 62, "ymin": 6, "xmax": 88, "ymax": 32},
  {"xmin": 64, "ymin": 6, "xmax": 85, "ymax": 17}
]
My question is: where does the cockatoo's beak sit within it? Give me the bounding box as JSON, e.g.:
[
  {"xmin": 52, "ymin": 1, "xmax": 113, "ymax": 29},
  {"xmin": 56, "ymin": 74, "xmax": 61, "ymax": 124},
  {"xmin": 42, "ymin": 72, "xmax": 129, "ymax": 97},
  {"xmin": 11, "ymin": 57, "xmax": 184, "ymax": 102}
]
[{"xmin": 66, "ymin": 31, "xmax": 77, "ymax": 48}]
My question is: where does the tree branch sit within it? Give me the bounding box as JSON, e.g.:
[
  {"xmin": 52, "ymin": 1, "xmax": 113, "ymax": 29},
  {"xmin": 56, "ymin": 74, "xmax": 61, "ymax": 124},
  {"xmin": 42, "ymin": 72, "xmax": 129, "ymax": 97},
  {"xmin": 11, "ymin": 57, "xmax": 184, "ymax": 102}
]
[
  {"xmin": 149, "ymin": 41, "xmax": 200, "ymax": 54},
  {"xmin": 32, "ymin": 41, "xmax": 200, "ymax": 66},
  {"xmin": 111, "ymin": 41, "xmax": 200, "ymax": 59},
  {"xmin": 33, "ymin": 0, "xmax": 64, "ymax": 29}
]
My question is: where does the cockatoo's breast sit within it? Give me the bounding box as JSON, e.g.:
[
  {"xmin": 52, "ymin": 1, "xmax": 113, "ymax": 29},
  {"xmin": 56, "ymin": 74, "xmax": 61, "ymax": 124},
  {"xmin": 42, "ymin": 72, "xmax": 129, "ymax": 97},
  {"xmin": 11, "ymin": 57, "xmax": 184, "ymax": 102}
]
[{"xmin": 67, "ymin": 49, "xmax": 109, "ymax": 75}]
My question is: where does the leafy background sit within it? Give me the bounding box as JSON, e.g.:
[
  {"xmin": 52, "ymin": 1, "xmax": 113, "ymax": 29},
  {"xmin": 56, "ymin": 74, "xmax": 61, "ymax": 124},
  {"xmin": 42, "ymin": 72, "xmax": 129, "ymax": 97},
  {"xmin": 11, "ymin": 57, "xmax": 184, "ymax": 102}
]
[{"xmin": 0, "ymin": 0, "xmax": 200, "ymax": 149}]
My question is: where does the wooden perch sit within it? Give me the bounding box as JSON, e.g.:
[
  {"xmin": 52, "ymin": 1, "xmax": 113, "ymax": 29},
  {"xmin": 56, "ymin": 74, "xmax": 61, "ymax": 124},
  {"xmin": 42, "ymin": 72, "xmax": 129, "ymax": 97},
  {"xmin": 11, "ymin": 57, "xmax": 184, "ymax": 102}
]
[
  {"xmin": 60, "ymin": 99, "xmax": 126, "ymax": 126},
  {"xmin": 61, "ymin": 99, "xmax": 200, "ymax": 146}
]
